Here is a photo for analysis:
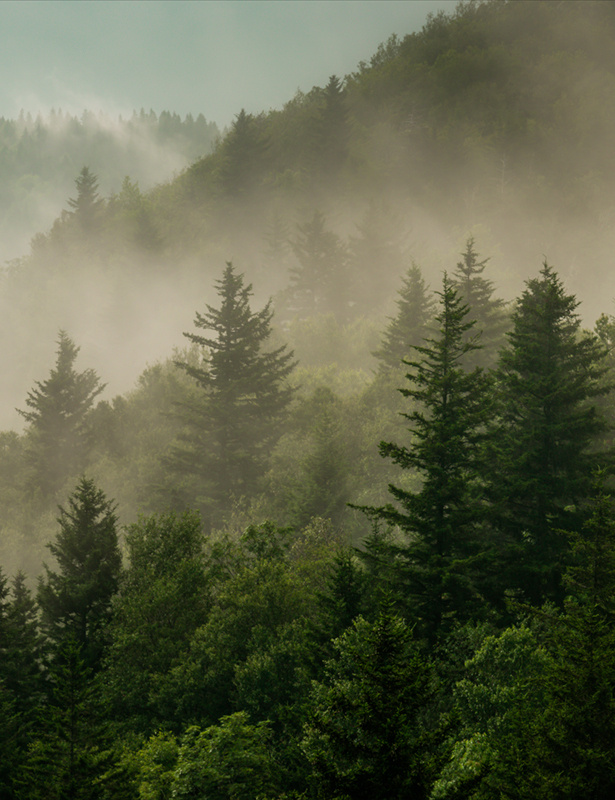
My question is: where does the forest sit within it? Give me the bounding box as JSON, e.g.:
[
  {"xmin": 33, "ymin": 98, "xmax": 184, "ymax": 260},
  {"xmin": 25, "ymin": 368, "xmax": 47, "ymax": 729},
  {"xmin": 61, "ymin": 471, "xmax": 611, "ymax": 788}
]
[{"xmin": 2, "ymin": 1, "xmax": 615, "ymax": 797}]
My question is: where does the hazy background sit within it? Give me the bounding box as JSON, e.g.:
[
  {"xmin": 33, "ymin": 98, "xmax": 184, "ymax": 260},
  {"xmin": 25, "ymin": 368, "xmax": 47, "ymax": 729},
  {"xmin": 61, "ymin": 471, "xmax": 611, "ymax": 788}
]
[{"xmin": 0, "ymin": 0, "xmax": 457, "ymax": 126}]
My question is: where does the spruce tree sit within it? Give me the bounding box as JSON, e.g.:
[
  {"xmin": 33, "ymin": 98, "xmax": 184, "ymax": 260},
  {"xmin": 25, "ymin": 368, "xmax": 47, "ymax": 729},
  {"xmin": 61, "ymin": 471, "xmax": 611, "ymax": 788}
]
[
  {"xmin": 491, "ymin": 263, "xmax": 610, "ymax": 604},
  {"xmin": 18, "ymin": 331, "xmax": 105, "ymax": 500},
  {"xmin": 302, "ymin": 599, "xmax": 431, "ymax": 800},
  {"xmin": 358, "ymin": 274, "xmax": 493, "ymax": 641},
  {"xmin": 172, "ymin": 262, "xmax": 296, "ymax": 528},
  {"xmin": 451, "ymin": 237, "xmax": 508, "ymax": 369},
  {"xmin": 37, "ymin": 477, "xmax": 121, "ymax": 671},
  {"xmin": 373, "ymin": 262, "xmax": 435, "ymax": 371},
  {"xmin": 288, "ymin": 211, "xmax": 349, "ymax": 320},
  {"xmin": 67, "ymin": 166, "xmax": 103, "ymax": 231}
]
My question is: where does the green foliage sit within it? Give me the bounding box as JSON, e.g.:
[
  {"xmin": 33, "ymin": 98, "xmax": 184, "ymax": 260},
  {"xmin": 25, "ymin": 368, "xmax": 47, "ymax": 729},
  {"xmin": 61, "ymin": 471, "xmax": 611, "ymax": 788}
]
[
  {"xmin": 103, "ymin": 511, "xmax": 208, "ymax": 734},
  {"xmin": 171, "ymin": 262, "xmax": 296, "ymax": 528},
  {"xmin": 18, "ymin": 332, "xmax": 105, "ymax": 501},
  {"xmin": 303, "ymin": 600, "xmax": 432, "ymax": 800},
  {"xmin": 431, "ymin": 624, "xmax": 549, "ymax": 800},
  {"xmin": 37, "ymin": 477, "xmax": 120, "ymax": 671},
  {"xmin": 491, "ymin": 262, "xmax": 610, "ymax": 603},
  {"xmin": 360, "ymin": 274, "xmax": 494, "ymax": 640},
  {"xmin": 171, "ymin": 713, "xmax": 276, "ymax": 800},
  {"xmin": 373, "ymin": 262, "xmax": 436, "ymax": 371},
  {"xmin": 451, "ymin": 238, "xmax": 508, "ymax": 369}
]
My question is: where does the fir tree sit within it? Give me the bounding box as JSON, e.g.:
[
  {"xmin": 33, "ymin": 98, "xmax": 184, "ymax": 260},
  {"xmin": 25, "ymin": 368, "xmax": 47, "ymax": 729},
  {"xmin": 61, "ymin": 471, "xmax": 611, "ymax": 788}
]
[
  {"xmin": 358, "ymin": 274, "xmax": 493, "ymax": 641},
  {"xmin": 302, "ymin": 599, "xmax": 431, "ymax": 800},
  {"xmin": 288, "ymin": 210, "xmax": 349, "ymax": 320},
  {"xmin": 172, "ymin": 262, "xmax": 296, "ymax": 528},
  {"xmin": 373, "ymin": 262, "xmax": 436, "ymax": 371},
  {"xmin": 37, "ymin": 477, "xmax": 121, "ymax": 671},
  {"xmin": 67, "ymin": 166, "xmax": 103, "ymax": 231},
  {"xmin": 18, "ymin": 331, "xmax": 105, "ymax": 500},
  {"xmin": 491, "ymin": 263, "xmax": 610, "ymax": 604},
  {"xmin": 451, "ymin": 237, "xmax": 508, "ymax": 369}
]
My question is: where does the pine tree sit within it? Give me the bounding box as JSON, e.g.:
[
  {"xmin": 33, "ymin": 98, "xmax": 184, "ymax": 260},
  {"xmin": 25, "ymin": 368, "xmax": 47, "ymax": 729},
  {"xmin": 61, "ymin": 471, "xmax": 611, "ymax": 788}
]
[
  {"xmin": 217, "ymin": 109, "xmax": 269, "ymax": 201},
  {"xmin": 451, "ymin": 238, "xmax": 508, "ymax": 369},
  {"xmin": 313, "ymin": 75, "xmax": 350, "ymax": 179},
  {"xmin": 491, "ymin": 263, "xmax": 610, "ymax": 604},
  {"xmin": 358, "ymin": 274, "xmax": 493, "ymax": 641},
  {"xmin": 302, "ymin": 599, "xmax": 431, "ymax": 800},
  {"xmin": 37, "ymin": 477, "xmax": 121, "ymax": 671},
  {"xmin": 373, "ymin": 262, "xmax": 436, "ymax": 371},
  {"xmin": 288, "ymin": 210, "xmax": 349, "ymax": 320},
  {"xmin": 18, "ymin": 331, "xmax": 105, "ymax": 500},
  {"xmin": 67, "ymin": 166, "xmax": 103, "ymax": 231},
  {"xmin": 4, "ymin": 572, "xmax": 44, "ymax": 721},
  {"xmin": 172, "ymin": 262, "xmax": 296, "ymax": 528}
]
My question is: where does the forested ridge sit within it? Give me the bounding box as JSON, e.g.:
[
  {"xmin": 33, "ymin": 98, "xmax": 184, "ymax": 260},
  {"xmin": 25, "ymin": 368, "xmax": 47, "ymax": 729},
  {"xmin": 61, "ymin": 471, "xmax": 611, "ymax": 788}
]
[{"xmin": 3, "ymin": 1, "xmax": 615, "ymax": 797}]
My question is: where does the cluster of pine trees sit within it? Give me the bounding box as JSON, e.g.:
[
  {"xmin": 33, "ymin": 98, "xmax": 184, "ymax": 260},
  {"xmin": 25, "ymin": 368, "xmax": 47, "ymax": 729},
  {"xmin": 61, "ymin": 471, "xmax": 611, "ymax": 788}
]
[
  {"xmin": 2, "ymin": 228, "xmax": 615, "ymax": 797},
  {"xmin": 3, "ymin": 2, "xmax": 615, "ymax": 796}
]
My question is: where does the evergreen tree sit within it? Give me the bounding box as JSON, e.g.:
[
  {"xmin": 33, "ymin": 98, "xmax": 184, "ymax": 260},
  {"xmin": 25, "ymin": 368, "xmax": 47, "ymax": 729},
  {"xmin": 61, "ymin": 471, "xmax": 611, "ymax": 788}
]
[
  {"xmin": 66, "ymin": 166, "xmax": 103, "ymax": 231},
  {"xmin": 217, "ymin": 109, "xmax": 269, "ymax": 201},
  {"xmin": 37, "ymin": 477, "xmax": 121, "ymax": 671},
  {"xmin": 18, "ymin": 331, "xmax": 105, "ymax": 500},
  {"xmin": 21, "ymin": 638, "xmax": 105, "ymax": 800},
  {"xmin": 302, "ymin": 600, "xmax": 431, "ymax": 800},
  {"xmin": 491, "ymin": 263, "xmax": 610, "ymax": 604},
  {"xmin": 451, "ymin": 238, "xmax": 508, "ymax": 369},
  {"xmin": 528, "ymin": 479, "xmax": 615, "ymax": 799},
  {"xmin": 373, "ymin": 262, "xmax": 436, "ymax": 371},
  {"xmin": 313, "ymin": 75, "xmax": 350, "ymax": 179},
  {"xmin": 358, "ymin": 274, "xmax": 493, "ymax": 641},
  {"xmin": 4, "ymin": 572, "xmax": 44, "ymax": 721},
  {"xmin": 102, "ymin": 511, "xmax": 209, "ymax": 734},
  {"xmin": 288, "ymin": 210, "xmax": 349, "ymax": 320},
  {"xmin": 172, "ymin": 263, "xmax": 295, "ymax": 528}
]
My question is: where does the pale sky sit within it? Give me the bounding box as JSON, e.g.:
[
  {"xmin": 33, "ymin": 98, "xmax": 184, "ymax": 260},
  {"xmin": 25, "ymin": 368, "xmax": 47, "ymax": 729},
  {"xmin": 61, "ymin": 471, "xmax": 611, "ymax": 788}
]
[{"xmin": 0, "ymin": 0, "xmax": 458, "ymax": 127}]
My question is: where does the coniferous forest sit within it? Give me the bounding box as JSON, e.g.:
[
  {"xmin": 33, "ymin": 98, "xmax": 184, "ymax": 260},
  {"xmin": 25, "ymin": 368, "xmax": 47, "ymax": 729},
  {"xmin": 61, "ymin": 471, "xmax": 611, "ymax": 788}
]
[{"xmin": 3, "ymin": 1, "xmax": 615, "ymax": 797}]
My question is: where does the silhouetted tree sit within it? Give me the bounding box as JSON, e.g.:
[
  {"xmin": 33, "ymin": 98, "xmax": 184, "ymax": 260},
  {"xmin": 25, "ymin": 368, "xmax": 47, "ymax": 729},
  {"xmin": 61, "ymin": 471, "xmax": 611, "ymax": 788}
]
[
  {"xmin": 67, "ymin": 166, "xmax": 103, "ymax": 231},
  {"xmin": 172, "ymin": 262, "xmax": 296, "ymax": 528},
  {"xmin": 452, "ymin": 238, "xmax": 508, "ymax": 369},
  {"xmin": 18, "ymin": 332, "xmax": 105, "ymax": 500},
  {"xmin": 374, "ymin": 262, "xmax": 435, "ymax": 370}
]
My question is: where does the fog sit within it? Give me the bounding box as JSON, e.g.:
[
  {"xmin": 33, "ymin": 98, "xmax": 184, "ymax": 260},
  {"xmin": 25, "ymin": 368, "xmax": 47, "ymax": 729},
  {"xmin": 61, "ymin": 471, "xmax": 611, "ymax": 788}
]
[{"xmin": 2, "ymin": 0, "xmax": 615, "ymax": 575}]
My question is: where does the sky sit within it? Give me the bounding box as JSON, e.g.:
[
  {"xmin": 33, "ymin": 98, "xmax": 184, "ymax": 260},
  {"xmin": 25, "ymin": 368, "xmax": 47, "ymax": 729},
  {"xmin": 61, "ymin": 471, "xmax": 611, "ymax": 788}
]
[{"xmin": 0, "ymin": 0, "xmax": 458, "ymax": 128}]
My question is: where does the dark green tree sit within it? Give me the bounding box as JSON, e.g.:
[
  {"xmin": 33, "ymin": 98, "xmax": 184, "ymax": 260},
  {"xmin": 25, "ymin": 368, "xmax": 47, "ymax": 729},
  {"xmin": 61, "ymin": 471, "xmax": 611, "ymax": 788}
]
[
  {"xmin": 451, "ymin": 238, "xmax": 508, "ymax": 369},
  {"xmin": 491, "ymin": 263, "xmax": 610, "ymax": 604},
  {"xmin": 37, "ymin": 477, "xmax": 121, "ymax": 671},
  {"xmin": 302, "ymin": 600, "xmax": 431, "ymax": 800},
  {"xmin": 313, "ymin": 75, "xmax": 350, "ymax": 179},
  {"xmin": 524, "ymin": 477, "xmax": 615, "ymax": 798},
  {"xmin": 217, "ymin": 109, "xmax": 269, "ymax": 201},
  {"xmin": 373, "ymin": 262, "xmax": 436, "ymax": 371},
  {"xmin": 66, "ymin": 166, "xmax": 103, "ymax": 231},
  {"xmin": 21, "ymin": 638, "xmax": 105, "ymax": 800},
  {"xmin": 358, "ymin": 274, "xmax": 493, "ymax": 641},
  {"xmin": 102, "ymin": 511, "xmax": 209, "ymax": 734},
  {"xmin": 18, "ymin": 331, "xmax": 105, "ymax": 500},
  {"xmin": 172, "ymin": 263, "xmax": 295, "ymax": 528},
  {"xmin": 3, "ymin": 572, "xmax": 44, "ymax": 722}
]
